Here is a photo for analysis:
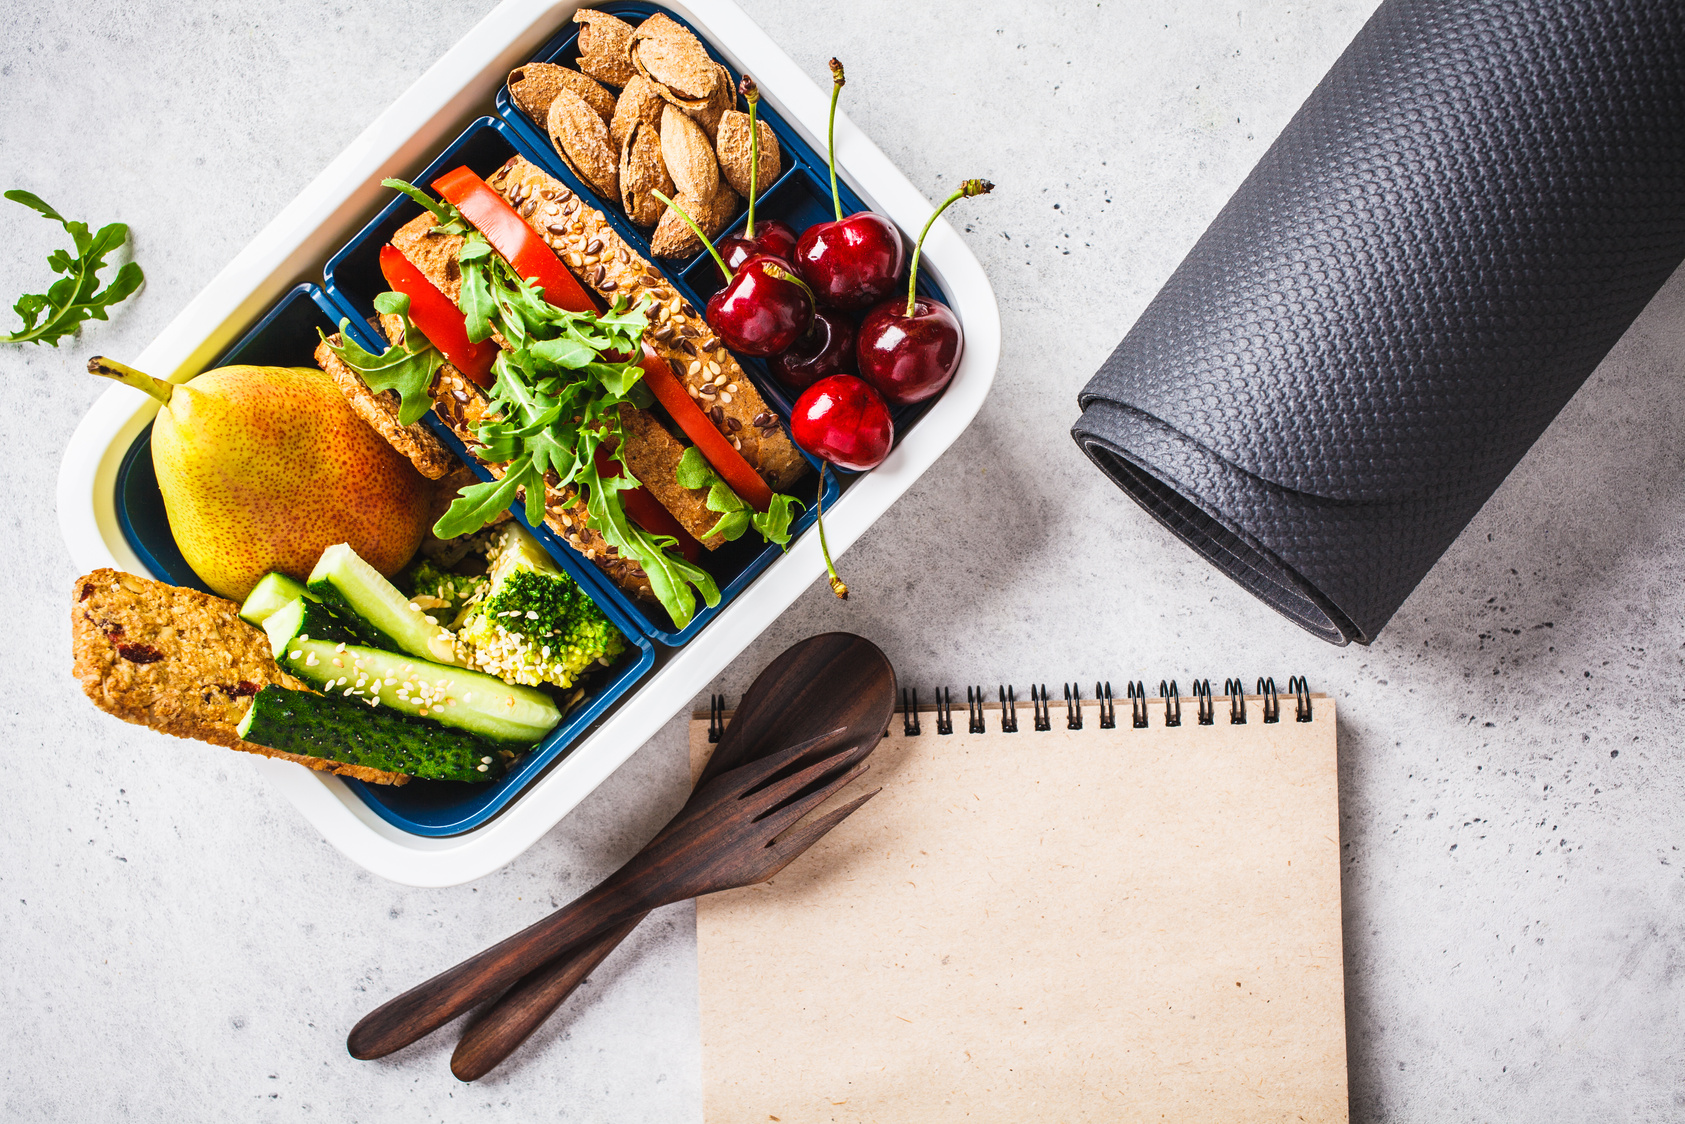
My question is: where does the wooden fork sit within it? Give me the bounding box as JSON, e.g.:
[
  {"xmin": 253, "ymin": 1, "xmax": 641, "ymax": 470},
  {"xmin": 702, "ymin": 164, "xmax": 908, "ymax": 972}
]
[{"xmin": 348, "ymin": 728, "xmax": 879, "ymax": 1061}]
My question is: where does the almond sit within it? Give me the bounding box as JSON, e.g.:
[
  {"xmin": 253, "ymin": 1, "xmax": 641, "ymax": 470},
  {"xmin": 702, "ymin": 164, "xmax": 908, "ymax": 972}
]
[
  {"xmin": 650, "ymin": 180, "xmax": 741, "ymax": 258},
  {"xmin": 610, "ymin": 75, "xmax": 666, "ymax": 151},
  {"xmin": 715, "ymin": 110, "xmax": 782, "ymax": 200},
  {"xmin": 508, "ymin": 62, "xmax": 615, "ymax": 126},
  {"xmin": 684, "ymin": 63, "xmax": 735, "ymax": 142},
  {"xmin": 547, "ymin": 88, "xmax": 618, "ymax": 201},
  {"xmin": 629, "ymin": 13, "xmax": 721, "ymax": 110},
  {"xmin": 573, "ymin": 10, "xmax": 636, "ymax": 88},
  {"xmin": 660, "ymin": 104, "xmax": 719, "ymax": 201},
  {"xmin": 620, "ymin": 118, "xmax": 674, "ymax": 228}
]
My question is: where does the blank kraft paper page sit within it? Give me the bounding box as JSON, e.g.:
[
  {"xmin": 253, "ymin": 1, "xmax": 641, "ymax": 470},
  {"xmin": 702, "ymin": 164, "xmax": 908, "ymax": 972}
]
[{"xmin": 694, "ymin": 695, "xmax": 1347, "ymax": 1123}]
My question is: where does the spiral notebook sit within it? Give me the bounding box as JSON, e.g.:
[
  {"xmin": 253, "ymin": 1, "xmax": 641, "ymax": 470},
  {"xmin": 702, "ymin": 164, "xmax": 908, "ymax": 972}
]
[{"xmin": 693, "ymin": 681, "xmax": 1347, "ymax": 1123}]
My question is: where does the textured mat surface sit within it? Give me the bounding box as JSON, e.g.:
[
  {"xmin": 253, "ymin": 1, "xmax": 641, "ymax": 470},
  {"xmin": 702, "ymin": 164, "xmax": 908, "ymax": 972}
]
[{"xmin": 1074, "ymin": 0, "xmax": 1685, "ymax": 644}]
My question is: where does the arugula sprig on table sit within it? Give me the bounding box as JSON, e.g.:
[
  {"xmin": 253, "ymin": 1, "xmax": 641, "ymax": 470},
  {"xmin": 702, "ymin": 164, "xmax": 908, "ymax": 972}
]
[{"xmin": 4, "ymin": 190, "xmax": 143, "ymax": 346}]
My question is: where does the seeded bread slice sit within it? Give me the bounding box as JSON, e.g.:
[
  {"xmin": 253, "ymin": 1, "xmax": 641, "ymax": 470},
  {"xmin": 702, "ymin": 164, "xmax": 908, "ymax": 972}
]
[{"xmin": 71, "ymin": 569, "xmax": 409, "ymax": 786}]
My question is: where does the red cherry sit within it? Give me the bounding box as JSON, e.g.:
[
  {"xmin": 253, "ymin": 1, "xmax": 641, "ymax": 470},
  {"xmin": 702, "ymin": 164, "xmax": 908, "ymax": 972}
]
[
  {"xmin": 855, "ymin": 178, "xmax": 992, "ymax": 406},
  {"xmin": 794, "ymin": 213, "xmax": 904, "ymax": 310},
  {"xmin": 704, "ymin": 220, "xmax": 800, "ymax": 294},
  {"xmin": 771, "ymin": 307, "xmax": 857, "ymax": 391},
  {"xmin": 704, "ymin": 255, "xmax": 814, "ymax": 357},
  {"xmin": 790, "ymin": 374, "xmax": 893, "ymax": 471},
  {"xmin": 857, "ymin": 295, "xmax": 961, "ymax": 405}
]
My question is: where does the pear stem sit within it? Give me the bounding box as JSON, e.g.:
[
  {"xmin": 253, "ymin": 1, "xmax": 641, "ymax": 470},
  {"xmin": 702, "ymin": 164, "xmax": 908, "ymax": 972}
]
[
  {"xmin": 741, "ymin": 75, "xmax": 761, "ymax": 240},
  {"xmin": 651, "ymin": 190, "xmax": 731, "ymax": 281},
  {"xmin": 814, "ymin": 463, "xmax": 847, "ymax": 599},
  {"xmin": 826, "ymin": 58, "xmax": 845, "ymax": 223},
  {"xmin": 905, "ymin": 179, "xmax": 994, "ymax": 317},
  {"xmin": 88, "ymin": 356, "xmax": 174, "ymax": 404}
]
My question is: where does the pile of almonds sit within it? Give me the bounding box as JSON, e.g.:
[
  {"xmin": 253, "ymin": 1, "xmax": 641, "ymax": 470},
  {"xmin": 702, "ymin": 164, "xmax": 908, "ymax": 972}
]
[{"xmin": 508, "ymin": 11, "xmax": 782, "ymax": 258}]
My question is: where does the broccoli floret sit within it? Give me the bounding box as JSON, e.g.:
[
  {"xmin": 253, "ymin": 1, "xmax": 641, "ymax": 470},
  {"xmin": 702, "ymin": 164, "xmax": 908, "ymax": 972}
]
[
  {"xmin": 402, "ymin": 559, "xmax": 490, "ymax": 628},
  {"xmin": 455, "ymin": 524, "xmax": 626, "ymax": 688}
]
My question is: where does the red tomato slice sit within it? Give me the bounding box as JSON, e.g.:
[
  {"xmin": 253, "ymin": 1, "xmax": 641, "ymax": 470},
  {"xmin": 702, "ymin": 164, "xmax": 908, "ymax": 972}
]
[
  {"xmin": 431, "ymin": 166, "xmax": 598, "ymax": 315},
  {"xmin": 635, "ymin": 345, "xmax": 775, "ymax": 513},
  {"xmin": 591, "ymin": 444, "xmax": 704, "ymax": 562},
  {"xmin": 377, "ymin": 244, "xmax": 498, "ymax": 389}
]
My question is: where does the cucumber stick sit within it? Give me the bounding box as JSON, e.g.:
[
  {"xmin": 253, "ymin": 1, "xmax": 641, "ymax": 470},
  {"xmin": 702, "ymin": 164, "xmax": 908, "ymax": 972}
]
[
  {"xmin": 236, "ymin": 686, "xmax": 507, "ymax": 783},
  {"xmin": 307, "ymin": 543, "xmax": 460, "ymax": 665},
  {"xmin": 263, "ymin": 599, "xmax": 559, "ymax": 745},
  {"xmin": 239, "ymin": 572, "xmax": 315, "ymax": 626},
  {"xmin": 264, "ymin": 597, "xmax": 376, "ymax": 650}
]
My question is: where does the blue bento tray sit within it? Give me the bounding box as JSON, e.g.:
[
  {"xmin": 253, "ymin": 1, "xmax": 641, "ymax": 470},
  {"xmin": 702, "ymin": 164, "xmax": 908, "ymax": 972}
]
[
  {"xmin": 321, "ymin": 115, "xmax": 838, "ymax": 647},
  {"xmin": 112, "ymin": 282, "xmax": 655, "ymax": 837},
  {"xmin": 495, "ymin": 0, "xmax": 946, "ymax": 430}
]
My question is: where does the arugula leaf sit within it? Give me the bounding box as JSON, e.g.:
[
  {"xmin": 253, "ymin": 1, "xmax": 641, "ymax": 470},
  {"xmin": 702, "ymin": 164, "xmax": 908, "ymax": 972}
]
[
  {"xmin": 4, "ymin": 190, "xmax": 143, "ymax": 347},
  {"xmin": 675, "ymin": 445, "xmax": 713, "ymax": 490},
  {"xmin": 457, "ymin": 236, "xmax": 498, "ymax": 342},
  {"xmin": 317, "ymin": 294, "xmax": 442, "ymax": 425},
  {"xmin": 674, "ymin": 446, "xmax": 802, "ymax": 547},
  {"xmin": 436, "ymin": 467, "xmax": 527, "ymax": 540},
  {"xmin": 751, "ymin": 493, "xmax": 803, "ymax": 547},
  {"xmin": 575, "ymin": 418, "xmax": 719, "ymax": 629},
  {"xmin": 381, "ymin": 178, "xmax": 473, "ymax": 236}
]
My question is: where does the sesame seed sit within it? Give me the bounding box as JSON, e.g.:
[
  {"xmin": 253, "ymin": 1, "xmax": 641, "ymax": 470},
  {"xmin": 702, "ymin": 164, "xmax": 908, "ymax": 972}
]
[
  {"xmin": 477, "ymin": 763, "xmax": 489, "ymax": 772},
  {"xmin": 289, "ymin": 650, "xmax": 302, "ymax": 660}
]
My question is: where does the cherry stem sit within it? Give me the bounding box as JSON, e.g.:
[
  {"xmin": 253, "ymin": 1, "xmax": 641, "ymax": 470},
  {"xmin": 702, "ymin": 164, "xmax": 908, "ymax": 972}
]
[
  {"xmin": 652, "ymin": 190, "xmax": 731, "ymax": 281},
  {"xmin": 814, "ymin": 463, "xmax": 847, "ymax": 599},
  {"xmin": 762, "ymin": 262, "xmax": 814, "ymax": 301},
  {"xmin": 905, "ymin": 178, "xmax": 994, "ymax": 317},
  {"xmin": 88, "ymin": 356, "xmax": 174, "ymax": 404},
  {"xmin": 826, "ymin": 58, "xmax": 845, "ymax": 223},
  {"xmin": 741, "ymin": 75, "xmax": 761, "ymax": 240}
]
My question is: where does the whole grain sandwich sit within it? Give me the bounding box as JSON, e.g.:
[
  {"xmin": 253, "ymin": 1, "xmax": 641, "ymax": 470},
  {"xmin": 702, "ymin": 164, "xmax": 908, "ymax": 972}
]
[{"xmin": 319, "ymin": 156, "xmax": 808, "ymax": 630}]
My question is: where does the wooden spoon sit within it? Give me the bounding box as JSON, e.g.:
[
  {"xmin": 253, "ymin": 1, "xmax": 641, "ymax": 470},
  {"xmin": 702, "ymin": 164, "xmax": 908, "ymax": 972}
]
[
  {"xmin": 348, "ymin": 635, "xmax": 896, "ymax": 1062},
  {"xmin": 450, "ymin": 633, "xmax": 896, "ymax": 1081}
]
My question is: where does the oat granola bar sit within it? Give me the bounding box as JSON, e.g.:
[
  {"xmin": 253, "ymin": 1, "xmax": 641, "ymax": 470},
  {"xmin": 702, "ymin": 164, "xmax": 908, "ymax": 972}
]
[{"xmin": 71, "ymin": 569, "xmax": 409, "ymax": 786}]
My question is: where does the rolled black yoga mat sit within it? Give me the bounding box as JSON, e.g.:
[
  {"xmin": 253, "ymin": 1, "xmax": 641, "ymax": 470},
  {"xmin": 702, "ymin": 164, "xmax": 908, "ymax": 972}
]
[{"xmin": 1073, "ymin": 0, "xmax": 1685, "ymax": 645}]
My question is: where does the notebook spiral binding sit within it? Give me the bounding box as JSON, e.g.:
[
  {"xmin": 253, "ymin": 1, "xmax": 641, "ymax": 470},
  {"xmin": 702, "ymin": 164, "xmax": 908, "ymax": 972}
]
[
  {"xmin": 881, "ymin": 678, "xmax": 1311, "ymax": 736},
  {"xmin": 711, "ymin": 679, "xmax": 1311, "ymax": 739}
]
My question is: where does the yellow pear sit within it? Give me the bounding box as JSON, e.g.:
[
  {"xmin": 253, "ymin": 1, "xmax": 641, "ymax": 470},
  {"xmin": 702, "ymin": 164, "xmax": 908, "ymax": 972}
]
[{"xmin": 91, "ymin": 357, "xmax": 430, "ymax": 601}]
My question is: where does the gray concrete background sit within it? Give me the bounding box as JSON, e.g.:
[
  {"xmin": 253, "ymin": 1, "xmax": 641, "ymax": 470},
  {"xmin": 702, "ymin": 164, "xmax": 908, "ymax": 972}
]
[{"xmin": 4, "ymin": 0, "xmax": 1683, "ymax": 1120}]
